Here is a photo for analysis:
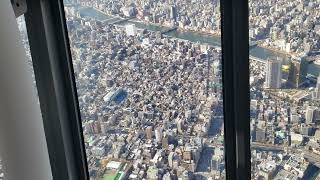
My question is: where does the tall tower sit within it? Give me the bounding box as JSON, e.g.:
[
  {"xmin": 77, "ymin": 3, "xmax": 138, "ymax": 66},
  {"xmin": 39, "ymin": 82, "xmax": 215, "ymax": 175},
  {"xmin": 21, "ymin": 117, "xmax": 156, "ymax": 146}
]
[
  {"xmin": 288, "ymin": 59, "xmax": 301, "ymax": 88},
  {"xmin": 288, "ymin": 57, "xmax": 308, "ymax": 88},
  {"xmin": 146, "ymin": 126, "xmax": 153, "ymax": 139},
  {"xmin": 170, "ymin": 5, "xmax": 177, "ymax": 22},
  {"xmin": 265, "ymin": 59, "xmax": 282, "ymax": 89},
  {"xmin": 305, "ymin": 106, "xmax": 317, "ymax": 124},
  {"xmin": 316, "ymin": 75, "xmax": 320, "ymax": 99},
  {"xmin": 155, "ymin": 126, "xmax": 163, "ymax": 143}
]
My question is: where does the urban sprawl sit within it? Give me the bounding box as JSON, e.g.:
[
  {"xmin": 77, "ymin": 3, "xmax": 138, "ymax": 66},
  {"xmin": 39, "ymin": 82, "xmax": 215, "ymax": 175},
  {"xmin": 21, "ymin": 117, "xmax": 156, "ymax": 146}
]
[{"xmin": 8, "ymin": 0, "xmax": 320, "ymax": 180}]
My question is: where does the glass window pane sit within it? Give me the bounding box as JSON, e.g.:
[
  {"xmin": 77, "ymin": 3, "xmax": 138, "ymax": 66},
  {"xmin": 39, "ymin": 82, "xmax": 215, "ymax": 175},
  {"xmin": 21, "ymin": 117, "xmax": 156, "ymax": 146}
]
[
  {"xmin": 0, "ymin": 157, "xmax": 3, "ymax": 180},
  {"xmin": 0, "ymin": 15, "xmax": 40, "ymax": 180},
  {"xmin": 249, "ymin": 0, "xmax": 320, "ymax": 179},
  {"xmin": 63, "ymin": 0, "xmax": 225, "ymax": 179},
  {"xmin": 16, "ymin": 16, "xmax": 37, "ymax": 90}
]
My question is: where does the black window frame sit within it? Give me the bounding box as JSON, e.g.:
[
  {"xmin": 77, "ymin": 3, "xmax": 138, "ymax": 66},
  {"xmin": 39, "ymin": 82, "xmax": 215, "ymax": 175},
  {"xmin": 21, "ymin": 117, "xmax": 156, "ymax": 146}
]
[
  {"xmin": 221, "ymin": 0, "xmax": 251, "ymax": 178},
  {"xmin": 25, "ymin": 0, "xmax": 89, "ymax": 179},
  {"xmin": 24, "ymin": 0, "xmax": 250, "ymax": 179}
]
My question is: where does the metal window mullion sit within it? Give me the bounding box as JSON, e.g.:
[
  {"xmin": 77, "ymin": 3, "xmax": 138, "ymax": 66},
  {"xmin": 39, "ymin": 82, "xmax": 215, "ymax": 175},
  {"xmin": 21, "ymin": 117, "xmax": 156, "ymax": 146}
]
[
  {"xmin": 221, "ymin": 0, "xmax": 251, "ymax": 179},
  {"xmin": 25, "ymin": 0, "xmax": 89, "ymax": 179}
]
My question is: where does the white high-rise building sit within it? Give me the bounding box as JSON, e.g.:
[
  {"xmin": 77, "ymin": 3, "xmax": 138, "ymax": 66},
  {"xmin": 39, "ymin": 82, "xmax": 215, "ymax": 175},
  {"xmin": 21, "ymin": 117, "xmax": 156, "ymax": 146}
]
[
  {"xmin": 265, "ymin": 59, "xmax": 282, "ymax": 89},
  {"xmin": 155, "ymin": 126, "xmax": 163, "ymax": 143},
  {"xmin": 125, "ymin": 24, "xmax": 136, "ymax": 36},
  {"xmin": 316, "ymin": 75, "xmax": 320, "ymax": 99},
  {"xmin": 177, "ymin": 119, "xmax": 184, "ymax": 134},
  {"xmin": 305, "ymin": 106, "xmax": 317, "ymax": 124},
  {"xmin": 168, "ymin": 152, "xmax": 174, "ymax": 168}
]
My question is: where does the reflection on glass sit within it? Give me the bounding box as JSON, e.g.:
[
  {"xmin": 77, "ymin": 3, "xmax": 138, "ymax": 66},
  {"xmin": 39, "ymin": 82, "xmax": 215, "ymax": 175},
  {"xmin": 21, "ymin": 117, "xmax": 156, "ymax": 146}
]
[
  {"xmin": 249, "ymin": 0, "xmax": 320, "ymax": 179},
  {"xmin": 0, "ymin": 157, "xmax": 3, "ymax": 180},
  {"xmin": 0, "ymin": 15, "xmax": 38, "ymax": 180},
  {"xmin": 64, "ymin": 0, "xmax": 224, "ymax": 179},
  {"xmin": 16, "ymin": 16, "xmax": 34, "ymax": 83}
]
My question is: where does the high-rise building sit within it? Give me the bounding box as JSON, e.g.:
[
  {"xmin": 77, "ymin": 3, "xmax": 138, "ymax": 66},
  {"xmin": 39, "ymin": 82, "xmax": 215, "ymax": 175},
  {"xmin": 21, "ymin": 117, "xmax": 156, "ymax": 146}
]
[
  {"xmin": 125, "ymin": 24, "xmax": 136, "ymax": 36},
  {"xmin": 155, "ymin": 126, "xmax": 163, "ymax": 143},
  {"xmin": 85, "ymin": 120, "xmax": 95, "ymax": 134},
  {"xmin": 84, "ymin": 120, "xmax": 101, "ymax": 134},
  {"xmin": 265, "ymin": 59, "xmax": 282, "ymax": 89},
  {"xmin": 255, "ymin": 127, "xmax": 266, "ymax": 142},
  {"xmin": 162, "ymin": 135, "xmax": 169, "ymax": 149},
  {"xmin": 93, "ymin": 121, "xmax": 101, "ymax": 134},
  {"xmin": 316, "ymin": 75, "xmax": 320, "ymax": 99},
  {"xmin": 146, "ymin": 126, "xmax": 153, "ymax": 139},
  {"xmin": 305, "ymin": 106, "xmax": 317, "ymax": 124},
  {"xmin": 288, "ymin": 59, "xmax": 301, "ymax": 88},
  {"xmin": 100, "ymin": 122, "xmax": 108, "ymax": 134},
  {"xmin": 170, "ymin": 5, "xmax": 177, "ymax": 22},
  {"xmin": 168, "ymin": 152, "xmax": 174, "ymax": 168},
  {"xmin": 300, "ymin": 125, "xmax": 313, "ymax": 136},
  {"xmin": 287, "ymin": 57, "xmax": 308, "ymax": 88},
  {"xmin": 177, "ymin": 119, "xmax": 184, "ymax": 134}
]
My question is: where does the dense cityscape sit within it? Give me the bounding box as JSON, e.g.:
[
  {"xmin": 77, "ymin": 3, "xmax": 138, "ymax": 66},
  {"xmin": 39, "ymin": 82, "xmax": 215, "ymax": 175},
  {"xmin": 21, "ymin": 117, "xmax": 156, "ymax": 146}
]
[
  {"xmin": 62, "ymin": 0, "xmax": 320, "ymax": 179},
  {"xmin": 66, "ymin": 0, "xmax": 320, "ymax": 59},
  {"xmin": 67, "ymin": 18, "xmax": 225, "ymax": 179},
  {"xmin": 63, "ymin": 0, "xmax": 320, "ymax": 179},
  {"xmin": 5, "ymin": 0, "xmax": 319, "ymax": 179}
]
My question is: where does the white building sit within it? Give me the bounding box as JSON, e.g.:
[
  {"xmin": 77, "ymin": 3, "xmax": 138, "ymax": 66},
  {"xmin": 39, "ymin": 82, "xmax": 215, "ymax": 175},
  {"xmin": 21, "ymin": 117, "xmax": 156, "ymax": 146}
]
[
  {"xmin": 316, "ymin": 75, "xmax": 320, "ymax": 99},
  {"xmin": 91, "ymin": 146, "xmax": 105, "ymax": 156},
  {"xmin": 305, "ymin": 106, "xmax": 317, "ymax": 124},
  {"xmin": 125, "ymin": 24, "xmax": 136, "ymax": 36},
  {"xmin": 265, "ymin": 59, "xmax": 282, "ymax": 89},
  {"xmin": 155, "ymin": 126, "xmax": 163, "ymax": 143}
]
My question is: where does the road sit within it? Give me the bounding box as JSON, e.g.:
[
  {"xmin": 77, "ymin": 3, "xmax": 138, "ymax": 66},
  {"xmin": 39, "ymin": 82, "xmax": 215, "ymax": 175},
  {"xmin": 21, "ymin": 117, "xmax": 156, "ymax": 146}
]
[
  {"xmin": 251, "ymin": 142, "xmax": 320, "ymax": 167},
  {"xmin": 205, "ymin": 141, "xmax": 320, "ymax": 167}
]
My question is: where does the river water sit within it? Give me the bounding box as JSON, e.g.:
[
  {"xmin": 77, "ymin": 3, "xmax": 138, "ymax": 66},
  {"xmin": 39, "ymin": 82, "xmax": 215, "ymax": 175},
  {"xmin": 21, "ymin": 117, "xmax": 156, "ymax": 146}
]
[
  {"xmin": 77, "ymin": 7, "xmax": 319, "ymax": 76},
  {"xmin": 75, "ymin": 6, "xmax": 320, "ymax": 178}
]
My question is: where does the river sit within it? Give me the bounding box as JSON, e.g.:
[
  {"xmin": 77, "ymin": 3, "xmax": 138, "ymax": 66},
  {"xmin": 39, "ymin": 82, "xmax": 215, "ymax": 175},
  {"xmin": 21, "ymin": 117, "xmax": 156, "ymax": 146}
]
[
  {"xmin": 73, "ymin": 5, "xmax": 320, "ymax": 178},
  {"xmin": 77, "ymin": 6, "xmax": 319, "ymax": 77}
]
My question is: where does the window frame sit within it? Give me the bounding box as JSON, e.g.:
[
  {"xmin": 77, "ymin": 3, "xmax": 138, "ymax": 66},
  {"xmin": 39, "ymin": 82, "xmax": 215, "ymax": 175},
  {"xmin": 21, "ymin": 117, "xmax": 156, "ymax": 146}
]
[
  {"xmin": 220, "ymin": 0, "xmax": 251, "ymax": 179},
  {"xmin": 25, "ymin": 0, "xmax": 89, "ymax": 179},
  {"xmin": 24, "ymin": 0, "xmax": 250, "ymax": 179}
]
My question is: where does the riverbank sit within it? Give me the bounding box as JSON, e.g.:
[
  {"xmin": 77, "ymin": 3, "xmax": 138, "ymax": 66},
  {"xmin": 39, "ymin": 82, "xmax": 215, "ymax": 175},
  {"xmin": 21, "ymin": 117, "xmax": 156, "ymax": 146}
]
[
  {"xmin": 76, "ymin": 5, "xmax": 319, "ymax": 76},
  {"xmin": 258, "ymin": 41, "xmax": 301, "ymax": 58},
  {"xmin": 87, "ymin": 7, "xmax": 289, "ymax": 56}
]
